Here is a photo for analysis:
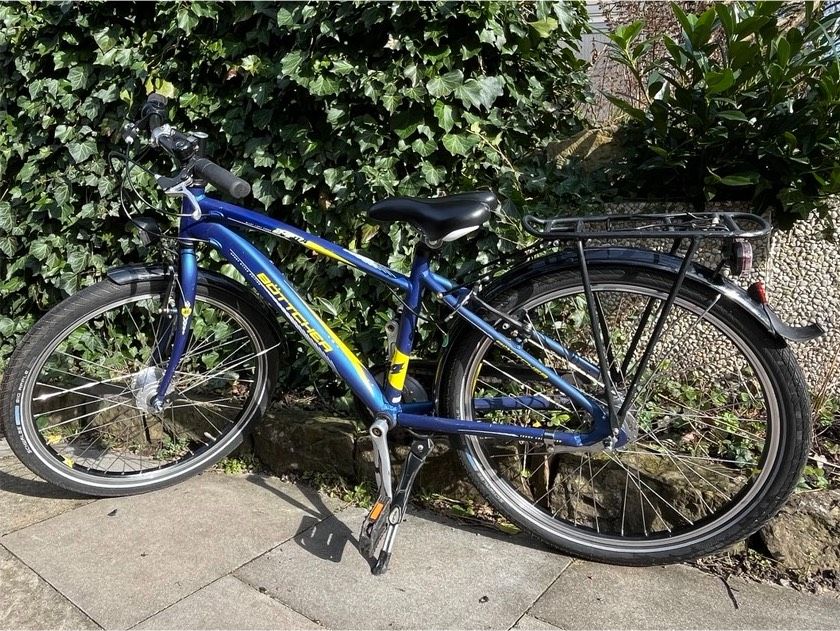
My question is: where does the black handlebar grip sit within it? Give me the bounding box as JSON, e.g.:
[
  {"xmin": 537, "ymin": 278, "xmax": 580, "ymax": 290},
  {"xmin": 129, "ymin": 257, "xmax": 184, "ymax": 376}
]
[
  {"xmin": 193, "ymin": 158, "xmax": 251, "ymax": 199},
  {"xmin": 143, "ymin": 93, "xmax": 168, "ymax": 132}
]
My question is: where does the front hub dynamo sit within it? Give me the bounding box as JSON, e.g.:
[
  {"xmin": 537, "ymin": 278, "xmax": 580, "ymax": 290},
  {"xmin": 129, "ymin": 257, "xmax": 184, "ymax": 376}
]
[{"xmin": 132, "ymin": 367, "xmax": 172, "ymax": 413}]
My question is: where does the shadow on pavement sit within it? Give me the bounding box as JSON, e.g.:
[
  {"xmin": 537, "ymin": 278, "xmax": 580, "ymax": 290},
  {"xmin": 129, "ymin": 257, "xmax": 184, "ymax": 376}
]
[
  {"xmin": 407, "ymin": 506, "xmax": 555, "ymax": 554},
  {"xmin": 245, "ymin": 473, "xmax": 361, "ymax": 566},
  {"xmin": 243, "ymin": 471, "xmax": 553, "ymax": 570},
  {"xmin": 0, "ymin": 457, "xmax": 89, "ymax": 500}
]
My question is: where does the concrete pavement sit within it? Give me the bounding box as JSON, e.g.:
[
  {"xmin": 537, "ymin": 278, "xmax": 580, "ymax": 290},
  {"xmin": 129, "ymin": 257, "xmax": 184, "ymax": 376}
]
[{"xmin": 1, "ymin": 438, "xmax": 839, "ymax": 630}]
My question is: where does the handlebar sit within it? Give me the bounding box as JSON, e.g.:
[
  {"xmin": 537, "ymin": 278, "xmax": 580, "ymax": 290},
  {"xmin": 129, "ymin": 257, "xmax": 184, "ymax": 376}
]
[
  {"xmin": 193, "ymin": 158, "xmax": 251, "ymax": 199},
  {"xmin": 142, "ymin": 93, "xmax": 168, "ymax": 133},
  {"xmin": 137, "ymin": 93, "xmax": 251, "ymax": 200}
]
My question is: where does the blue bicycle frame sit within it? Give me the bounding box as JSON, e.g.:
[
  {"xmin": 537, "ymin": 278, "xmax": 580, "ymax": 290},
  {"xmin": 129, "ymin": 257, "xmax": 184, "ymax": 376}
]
[{"xmin": 153, "ymin": 188, "xmax": 615, "ymax": 449}]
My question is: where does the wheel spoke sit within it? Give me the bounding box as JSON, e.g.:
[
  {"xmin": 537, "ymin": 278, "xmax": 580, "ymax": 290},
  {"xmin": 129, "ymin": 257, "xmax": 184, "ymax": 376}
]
[
  {"xmin": 456, "ymin": 278, "xmax": 783, "ymax": 544},
  {"xmin": 17, "ymin": 287, "xmax": 266, "ymax": 482}
]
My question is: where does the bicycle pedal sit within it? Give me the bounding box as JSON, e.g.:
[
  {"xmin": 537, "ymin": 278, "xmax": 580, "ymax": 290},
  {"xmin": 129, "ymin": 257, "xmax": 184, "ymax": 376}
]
[{"xmin": 359, "ymin": 497, "xmax": 390, "ymax": 557}]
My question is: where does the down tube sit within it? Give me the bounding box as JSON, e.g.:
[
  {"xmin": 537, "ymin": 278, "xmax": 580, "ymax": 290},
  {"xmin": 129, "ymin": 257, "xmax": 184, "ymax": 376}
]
[{"xmin": 185, "ymin": 221, "xmax": 393, "ymax": 416}]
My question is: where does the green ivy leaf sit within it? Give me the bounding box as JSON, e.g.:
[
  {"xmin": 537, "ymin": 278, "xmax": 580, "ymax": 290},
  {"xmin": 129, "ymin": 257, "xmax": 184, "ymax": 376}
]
[
  {"xmin": 420, "ymin": 161, "xmax": 445, "ymax": 185},
  {"xmin": 29, "ymin": 239, "xmax": 50, "ymax": 260},
  {"xmin": 18, "ymin": 162, "xmax": 37, "ymax": 182},
  {"xmin": 276, "ymin": 7, "xmax": 295, "ymax": 27},
  {"xmin": 0, "ymin": 236, "xmax": 16, "ymax": 258},
  {"xmin": 92, "ymin": 28, "xmax": 116, "ymax": 53},
  {"xmin": 0, "ymin": 317, "xmax": 15, "ymax": 338},
  {"xmin": 67, "ymin": 139, "xmax": 97, "ymax": 164},
  {"xmin": 382, "ymin": 93, "xmax": 401, "ymax": 113},
  {"xmin": 433, "ymin": 101, "xmax": 456, "ymax": 132},
  {"xmin": 241, "ymin": 55, "xmax": 262, "ymax": 74},
  {"xmin": 251, "ymin": 179, "xmax": 276, "ymax": 207},
  {"xmin": 528, "ymin": 17, "xmax": 558, "ymax": 38},
  {"xmin": 332, "ymin": 59, "xmax": 355, "ymax": 75},
  {"xmin": 176, "ymin": 7, "xmax": 199, "ymax": 33},
  {"xmin": 455, "ymin": 76, "xmax": 504, "ymax": 110},
  {"xmin": 67, "ymin": 65, "xmax": 90, "ymax": 91},
  {"xmin": 0, "ymin": 203, "xmax": 13, "ymax": 233},
  {"xmin": 281, "ymin": 51, "xmax": 304, "ymax": 77},
  {"xmin": 392, "ymin": 110, "xmax": 422, "ymax": 139},
  {"xmin": 54, "ymin": 182, "xmax": 71, "ymax": 205},
  {"xmin": 309, "ymin": 75, "xmax": 340, "ymax": 96},
  {"xmin": 411, "ymin": 137, "xmax": 436, "ymax": 157},
  {"xmin": 426, "ymin": 70, "xmax": 463, "ymax": 97},
  {"xmin": 442, "ymin": 133, "xmax": 478, "ymax": 156},
  {"xmin": 68, "ymin": 249, "xmax": 88, "ymax": 273}
]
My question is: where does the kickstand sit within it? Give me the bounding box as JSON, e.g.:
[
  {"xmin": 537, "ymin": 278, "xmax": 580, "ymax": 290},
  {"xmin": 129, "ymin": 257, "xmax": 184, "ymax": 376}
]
[
  {"xmin": 360, "ymin": 434, "xmax": 434, "ymax": 576},
  {"xmin": 359, "ymin": 418, "xmax": 393, "ymax": 560}
]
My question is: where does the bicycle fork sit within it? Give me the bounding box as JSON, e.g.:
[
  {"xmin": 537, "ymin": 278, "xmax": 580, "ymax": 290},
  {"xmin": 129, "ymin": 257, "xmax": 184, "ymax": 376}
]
[
  {"xmin": 151, "ymin": 245, "xmax": 198, "ymax": 411},
  {"xmin": 359, "ymin": 417, "xmax": 433, "ymax": 575}
]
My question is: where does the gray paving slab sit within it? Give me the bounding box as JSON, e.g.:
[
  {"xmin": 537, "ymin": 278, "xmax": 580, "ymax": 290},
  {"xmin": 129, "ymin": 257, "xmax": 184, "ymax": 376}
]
[
  {"xmin": 0, "ymin": 455, "xmax": 93, "ymax": 535},
  {"xmin": 1, "ymin": 472, "xmax": 344, "ymax": 630},
  {"xmin": 530, "ymin": 561, "xmax": 840, "ymax": 630},
  {"xmin": 0, "ymin": 544, "xmax": 99, "ymax": 630},
  {"xmin": 236, "ymin": 507, "xmax": 570, "ymax": 630},
  {"xmin": 511, "ymin": 614, "xmax": 564, "ymax": 630},
  {"xmin": 0, "ymin": 438, "xmax": 11, "ymax": 459},
  {"xmin": 134, "ymin": 575, "xmax": 321, "ymax": 630}
]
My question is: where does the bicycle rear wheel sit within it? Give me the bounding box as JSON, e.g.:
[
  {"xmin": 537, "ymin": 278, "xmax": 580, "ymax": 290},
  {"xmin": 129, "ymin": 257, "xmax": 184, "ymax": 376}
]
[
  {"xmin": 1, "ymin": 275, "xmax": 279, "ymax": 496},
  {"xmin": 440, "ymin": 265, "xmax": 810, "ymax": 565}
]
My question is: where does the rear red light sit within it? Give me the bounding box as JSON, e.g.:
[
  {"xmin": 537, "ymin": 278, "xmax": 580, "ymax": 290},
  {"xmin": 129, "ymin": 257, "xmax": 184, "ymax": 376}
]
[
  {"xmin": 729, "ymin": 240, "xmax": 753, "ymax": 276},
  {"xmin": 748, "ymin": 281, "xmax": 768, "ymax": 305}
]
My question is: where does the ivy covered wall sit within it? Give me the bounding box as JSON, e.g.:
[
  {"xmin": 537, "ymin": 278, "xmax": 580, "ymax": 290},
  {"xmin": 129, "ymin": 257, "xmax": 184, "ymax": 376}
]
[{"xmin": 0, "ymin": 1, "xmax": 591, "ymax": 377}]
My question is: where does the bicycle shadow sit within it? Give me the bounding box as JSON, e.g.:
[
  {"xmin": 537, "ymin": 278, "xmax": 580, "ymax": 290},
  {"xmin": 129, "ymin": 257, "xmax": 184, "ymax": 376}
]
[
  {"xmin": 0, "ymin": 456, "xmax": 89, "ymax": 500},
  {"xmin": 245, "ymin": 472, "xmax": 361, "ymax": 566},
  {"xmin": 243, "ymin": 471, "xmax": 553, "ymax": 570}
]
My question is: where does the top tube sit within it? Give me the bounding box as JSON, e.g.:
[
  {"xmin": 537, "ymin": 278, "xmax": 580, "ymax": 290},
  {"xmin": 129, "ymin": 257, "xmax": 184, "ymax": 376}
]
[{"xmin": 195, "ymin": 195, "xmax": 413, "ymax": 294}]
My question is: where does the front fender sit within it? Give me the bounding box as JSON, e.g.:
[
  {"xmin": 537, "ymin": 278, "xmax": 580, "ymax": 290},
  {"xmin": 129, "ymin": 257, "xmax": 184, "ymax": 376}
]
[{"xmin": 105, "ymin": 262, "xmax": 285, "ymax": 342}]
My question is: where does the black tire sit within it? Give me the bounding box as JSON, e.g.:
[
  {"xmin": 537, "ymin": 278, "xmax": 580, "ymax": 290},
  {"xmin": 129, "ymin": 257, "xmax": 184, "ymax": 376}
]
[
  {"xmin": 440, "ymin": 266, "xmax": 811, "ymax": 565},
  {"xmin": 1, "ymin": 275, "xmax": 279, "ymax": 497}
]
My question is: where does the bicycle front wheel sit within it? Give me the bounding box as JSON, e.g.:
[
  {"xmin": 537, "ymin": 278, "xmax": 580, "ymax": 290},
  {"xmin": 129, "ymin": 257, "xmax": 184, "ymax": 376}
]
[
  {"xmin": 440, "ymin": 265, "xmax": 811, "ymax": 565},
  {"xmin": 1, "ymin": 275, "xmax": 279, "ymax": 496}
]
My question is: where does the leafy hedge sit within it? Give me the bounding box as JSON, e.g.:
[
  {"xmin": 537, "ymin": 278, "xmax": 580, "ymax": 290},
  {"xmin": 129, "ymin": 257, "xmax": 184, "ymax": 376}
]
[
  {"xmin": 0, "ymin": 1, "xmax": 590, "ymax": 378},
  {"xmin": 604, "ymin": 1, "xmax": 840, "ymax": 226}
]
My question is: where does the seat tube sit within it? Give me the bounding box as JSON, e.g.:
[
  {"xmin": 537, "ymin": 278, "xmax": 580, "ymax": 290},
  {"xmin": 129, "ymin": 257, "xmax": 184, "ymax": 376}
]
[{"xmin": 383, "ymin": 243, "xmax": 432, "ymax": 404}]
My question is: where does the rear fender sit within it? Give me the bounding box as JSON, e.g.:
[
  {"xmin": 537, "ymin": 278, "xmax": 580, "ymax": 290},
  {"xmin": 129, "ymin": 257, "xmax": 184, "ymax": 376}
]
[{"xmin": 433, "ymin": 246, "xmax": 823, "ymax": 407}]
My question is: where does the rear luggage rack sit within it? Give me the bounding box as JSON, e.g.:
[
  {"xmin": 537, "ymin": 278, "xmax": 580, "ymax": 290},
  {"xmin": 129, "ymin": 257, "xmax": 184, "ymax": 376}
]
[
  {"xmin": 522, "ymin": 211, "xmax": 771, "ymax": 241},
  {"xmin": 519, "ymin": 210, "xmax": 773, "ymax": 437}
]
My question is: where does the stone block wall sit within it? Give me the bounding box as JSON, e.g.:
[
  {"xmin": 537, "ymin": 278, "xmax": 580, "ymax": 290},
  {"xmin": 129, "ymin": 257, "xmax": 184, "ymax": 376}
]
[{"xmin": 762, "ymin": 201, "xmax": 840, "ymax": 399}]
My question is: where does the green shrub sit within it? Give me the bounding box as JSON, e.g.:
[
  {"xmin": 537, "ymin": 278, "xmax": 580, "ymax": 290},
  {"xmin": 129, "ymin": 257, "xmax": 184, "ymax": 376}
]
[
  {"xmin": 0, "ymin": 1, "xmax": 590, "ymax": 375},
  {"xmin": 605, "ymin": 1, "xmax": 840, "ymax": 226}
]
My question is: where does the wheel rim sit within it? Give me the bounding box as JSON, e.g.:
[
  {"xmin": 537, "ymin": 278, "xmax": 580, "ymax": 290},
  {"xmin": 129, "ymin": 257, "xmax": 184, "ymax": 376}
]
[
  {"xmin": 458, "ymin": 281, "xmax": 781, "ymax": 551},
  {"xmin": 18, "ymin": 288, "xmax": 268, "ymax": 489}
]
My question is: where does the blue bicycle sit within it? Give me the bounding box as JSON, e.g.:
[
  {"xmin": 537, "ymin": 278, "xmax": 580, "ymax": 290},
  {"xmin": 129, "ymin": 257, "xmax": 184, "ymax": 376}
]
[{"xmin": 1, "ymin": 94, "xmax": 823, "ymax": 573}]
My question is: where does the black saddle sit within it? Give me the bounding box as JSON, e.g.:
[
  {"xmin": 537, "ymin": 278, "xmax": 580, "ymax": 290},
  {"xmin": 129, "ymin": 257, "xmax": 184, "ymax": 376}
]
[{"xmin": 368, "ymin": 191, "xmax": 496, "ymax": 243}]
